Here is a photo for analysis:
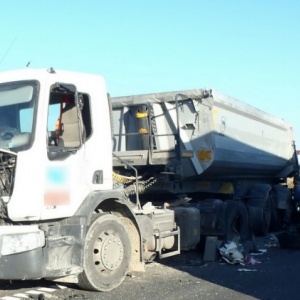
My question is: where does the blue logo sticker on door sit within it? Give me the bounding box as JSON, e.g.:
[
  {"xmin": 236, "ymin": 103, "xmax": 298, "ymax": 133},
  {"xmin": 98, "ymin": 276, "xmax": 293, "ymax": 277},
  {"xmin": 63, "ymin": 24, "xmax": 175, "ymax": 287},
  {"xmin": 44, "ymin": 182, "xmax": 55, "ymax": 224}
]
[{"xmin": 44, "ymin": 166, "xmax": 70, "ymax": 206}]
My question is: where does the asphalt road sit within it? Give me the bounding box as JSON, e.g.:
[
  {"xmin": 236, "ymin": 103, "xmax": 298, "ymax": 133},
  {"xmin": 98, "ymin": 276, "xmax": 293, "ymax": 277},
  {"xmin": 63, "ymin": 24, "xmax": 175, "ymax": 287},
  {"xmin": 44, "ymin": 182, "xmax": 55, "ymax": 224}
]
[{"xmin": 0, "ymin": 235, "xmax": 299, "ymax": 300}]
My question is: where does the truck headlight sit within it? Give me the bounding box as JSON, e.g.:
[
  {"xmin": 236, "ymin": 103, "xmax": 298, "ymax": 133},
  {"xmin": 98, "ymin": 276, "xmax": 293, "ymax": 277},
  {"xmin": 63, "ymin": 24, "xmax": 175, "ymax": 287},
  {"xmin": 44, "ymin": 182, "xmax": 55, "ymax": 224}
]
[{"xmin": 0, "ymin": 229, "xmax": 45, "ymax": 256}]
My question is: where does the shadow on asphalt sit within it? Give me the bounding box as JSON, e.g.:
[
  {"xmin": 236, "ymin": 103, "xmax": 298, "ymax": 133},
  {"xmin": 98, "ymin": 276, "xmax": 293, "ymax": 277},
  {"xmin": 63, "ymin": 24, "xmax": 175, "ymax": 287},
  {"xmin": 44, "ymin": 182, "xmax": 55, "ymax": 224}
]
[
  {"xmin": 157, "ymin": 234, "xmax": 300, "ymax": 300},
  {"xmin": 1, "ymin": 234, "xmax": 300, "ymax": 300}
]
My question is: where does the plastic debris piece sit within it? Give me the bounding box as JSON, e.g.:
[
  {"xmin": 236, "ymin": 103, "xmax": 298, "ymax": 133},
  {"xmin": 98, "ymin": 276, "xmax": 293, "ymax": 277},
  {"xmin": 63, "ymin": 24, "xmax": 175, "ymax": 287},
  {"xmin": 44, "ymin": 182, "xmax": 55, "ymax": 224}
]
[
  {"xmin": 265, "ymin": 233, "xmax": 279, "ymax": 247},
  {"xmin": 251, "ymin": 249, "xmax": 267, "ymax": 255},
  {"xmin": 237, "ymin": 268, "xmax": 258, "ymax": 272},
  {"xmin": 219, "ymin": 241, "xmax": 245, "ymax": 264},
  {"xmin": 219, "ymin": 241, "xmax": 264, "ymax": 266},
  {"xmin": 241, "ymin": 255, "xmax": 262, "ymax": 266}
]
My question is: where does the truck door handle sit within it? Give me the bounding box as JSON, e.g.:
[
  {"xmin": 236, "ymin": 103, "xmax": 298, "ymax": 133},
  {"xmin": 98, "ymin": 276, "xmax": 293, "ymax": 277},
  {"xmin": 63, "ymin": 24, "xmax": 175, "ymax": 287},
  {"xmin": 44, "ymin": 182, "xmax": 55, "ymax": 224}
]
[{"xmin": 92, "ymin": 170, "xmax": 103, "ymax": 184}]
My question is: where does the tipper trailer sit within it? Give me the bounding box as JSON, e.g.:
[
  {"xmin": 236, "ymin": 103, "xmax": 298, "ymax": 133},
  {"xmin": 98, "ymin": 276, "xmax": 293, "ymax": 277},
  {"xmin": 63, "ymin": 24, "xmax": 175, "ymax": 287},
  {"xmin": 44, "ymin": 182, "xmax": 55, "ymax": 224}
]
[{"xmin": 0, "ymin": 68, "xmax": 298, "ymax": 291}]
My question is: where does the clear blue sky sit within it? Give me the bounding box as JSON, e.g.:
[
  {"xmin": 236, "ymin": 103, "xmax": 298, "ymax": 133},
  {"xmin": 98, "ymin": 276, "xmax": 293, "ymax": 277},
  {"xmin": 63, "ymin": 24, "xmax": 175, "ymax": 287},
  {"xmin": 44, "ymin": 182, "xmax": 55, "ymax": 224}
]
[{"xmin": 1, "ymin": 1, "xmax": 299, "ymax": 148}]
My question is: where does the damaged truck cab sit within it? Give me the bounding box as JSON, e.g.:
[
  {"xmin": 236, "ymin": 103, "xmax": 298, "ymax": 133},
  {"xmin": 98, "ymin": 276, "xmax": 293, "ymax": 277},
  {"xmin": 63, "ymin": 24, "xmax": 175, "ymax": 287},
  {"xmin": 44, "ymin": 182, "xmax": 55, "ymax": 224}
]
[
  {"xmin": 0, "ymin": 68, "xmax": 298, "ymax": 292},
  {"xmin": 0, "ymin": 69, "xmax": 180, "ymax": 291}
]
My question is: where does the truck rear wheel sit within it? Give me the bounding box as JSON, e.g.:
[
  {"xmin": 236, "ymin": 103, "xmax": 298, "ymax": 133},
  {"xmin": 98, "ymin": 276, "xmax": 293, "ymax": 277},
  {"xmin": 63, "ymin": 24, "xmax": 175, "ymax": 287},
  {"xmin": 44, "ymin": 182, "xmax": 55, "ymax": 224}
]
[
  {"xmin": 224, "ymin": 200, "xmax": 249, "ymax": 243},
  {"xmin": 270, "ymin": 190, "xmax": 284, "ymax": 231},
  {"xmin": 248, "ymin": 195, "xmax": 271, "ymax": 236},
  {"xmin": 78, "ymin": 214, "xmax": 131, "ymax": 291}
]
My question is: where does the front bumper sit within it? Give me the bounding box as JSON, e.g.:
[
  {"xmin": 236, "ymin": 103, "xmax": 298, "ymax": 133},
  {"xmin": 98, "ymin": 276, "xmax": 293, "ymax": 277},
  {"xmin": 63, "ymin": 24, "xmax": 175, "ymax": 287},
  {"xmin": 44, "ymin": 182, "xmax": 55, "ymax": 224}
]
[{"xmin": 0, "ymin": 225, "xmax": 45, "ymax": 279}]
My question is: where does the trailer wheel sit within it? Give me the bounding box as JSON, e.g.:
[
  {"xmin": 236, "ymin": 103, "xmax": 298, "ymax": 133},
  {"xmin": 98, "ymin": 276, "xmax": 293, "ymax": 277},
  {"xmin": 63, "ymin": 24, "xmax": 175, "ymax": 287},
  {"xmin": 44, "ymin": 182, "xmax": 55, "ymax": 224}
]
[
  {"xmin": 224, "ymin": 201, "xmax": 249, "ymax": 243},
  {"xmin": 78, "ymin": 214, "xmax": 131, "ymax": 291},
  {"xmin": 270, "ymin": 191, "xmax": 284, "ymax": 231},
  {"xmin": 248, "ymin": 195, "xmax": 271, "ymax": 236}
]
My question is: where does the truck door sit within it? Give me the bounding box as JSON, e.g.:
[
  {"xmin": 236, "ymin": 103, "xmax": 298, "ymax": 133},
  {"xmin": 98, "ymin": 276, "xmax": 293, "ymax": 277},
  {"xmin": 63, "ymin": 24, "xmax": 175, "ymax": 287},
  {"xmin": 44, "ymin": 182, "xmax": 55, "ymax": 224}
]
[{"xmin": 43, "ymin": 83, "xmax": 91, "ymax": 219}]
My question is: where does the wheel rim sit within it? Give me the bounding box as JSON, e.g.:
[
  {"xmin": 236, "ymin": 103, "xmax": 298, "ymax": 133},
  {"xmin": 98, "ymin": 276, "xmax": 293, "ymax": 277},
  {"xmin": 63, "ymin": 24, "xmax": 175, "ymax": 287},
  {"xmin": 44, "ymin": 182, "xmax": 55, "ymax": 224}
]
[{"xmin": 94, "ymin": 231, "xmax": 124, "ymax": 272}]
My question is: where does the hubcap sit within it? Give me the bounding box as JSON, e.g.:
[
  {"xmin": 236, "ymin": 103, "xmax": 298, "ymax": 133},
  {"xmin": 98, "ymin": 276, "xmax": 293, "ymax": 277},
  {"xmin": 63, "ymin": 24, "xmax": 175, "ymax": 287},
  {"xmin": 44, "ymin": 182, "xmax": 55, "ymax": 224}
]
[{"xmin": 94, "ymin": 231, "xmax": 124, "ymax": 271}]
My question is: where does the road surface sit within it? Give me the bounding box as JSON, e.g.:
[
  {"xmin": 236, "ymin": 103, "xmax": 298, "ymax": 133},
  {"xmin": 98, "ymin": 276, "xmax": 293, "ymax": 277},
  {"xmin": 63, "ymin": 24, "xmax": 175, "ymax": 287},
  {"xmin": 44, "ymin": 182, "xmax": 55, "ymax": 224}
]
[{"xmin": 0, "ymin": 235, "xmax": 299, "ymax": 300}]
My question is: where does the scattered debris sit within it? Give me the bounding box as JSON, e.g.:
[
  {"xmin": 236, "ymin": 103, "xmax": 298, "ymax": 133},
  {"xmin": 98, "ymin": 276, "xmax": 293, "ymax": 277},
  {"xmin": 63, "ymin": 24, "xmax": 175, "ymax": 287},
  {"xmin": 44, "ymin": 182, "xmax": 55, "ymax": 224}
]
[
  {"xmin": 265, "ymin": 233, "xmax": 279, "ymax": 248},
  {"xmin": 66, "ymin": 295, "xmax": 89, "ymax": 300},
  {"xmin": 242, "ymin": 256, "xmax": 261, "ymax": 266},
  {"xmin": 219, "ymin": 241, "xmax": 245, "ymax": 264},
  {"xmin": 28, "ymin": 293, "xmax": 46, "ymax": 300},
  {"xmin": 186, "ymin": 260, "xmax": 204, "ymax": 266},
  {"xmin": 237, "ymin": 268, "xmax": 258, "ymax": 272},
  {"xmin": 251, "ymin": 249, "xmax": 267, "ymax": 255},
  {"xmin": 219, "ymin": 241, "xmax": 263, "ymax": 266}
]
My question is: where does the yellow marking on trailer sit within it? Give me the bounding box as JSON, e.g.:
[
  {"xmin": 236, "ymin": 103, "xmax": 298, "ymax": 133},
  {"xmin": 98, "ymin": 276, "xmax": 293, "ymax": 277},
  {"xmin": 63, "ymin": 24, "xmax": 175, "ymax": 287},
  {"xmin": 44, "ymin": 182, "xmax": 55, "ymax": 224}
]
[
  {"xmin": 182, "ymin": 151, "xmax": 194, "ymax": 158},
  {"xmin": 136, "ymin": 112, "xmax": 148, "ymax": 118},
  {"xmin": 139, "ymin": 128, "xmax": 148, "ymax": 134},
  {"xmin": 219, "ymin": 182, "xmax": 234, "ymax": 194},
  {"xmin": 198, "ymin": 150, "xmax": 212, "ymax": 162}
]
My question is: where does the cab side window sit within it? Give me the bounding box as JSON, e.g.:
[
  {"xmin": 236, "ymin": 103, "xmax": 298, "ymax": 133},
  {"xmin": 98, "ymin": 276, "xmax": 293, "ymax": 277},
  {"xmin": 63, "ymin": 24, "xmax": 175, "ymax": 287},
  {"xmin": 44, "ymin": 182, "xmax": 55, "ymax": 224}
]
[
  {"xmin": 80, "ymin": 93, "xmax": 92, "ymax": 139},
  {"xmin": 47, "ymin": 84, "xmax": 92, "ymax": 149}
]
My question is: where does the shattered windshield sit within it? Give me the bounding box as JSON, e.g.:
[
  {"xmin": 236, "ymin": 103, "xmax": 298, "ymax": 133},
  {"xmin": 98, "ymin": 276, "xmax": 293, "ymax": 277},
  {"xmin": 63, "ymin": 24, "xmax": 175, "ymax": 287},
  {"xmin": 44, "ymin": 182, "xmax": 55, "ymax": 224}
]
[{"xmin": 0, "ymin": 80, "xmax": 38, "ymax": 151}]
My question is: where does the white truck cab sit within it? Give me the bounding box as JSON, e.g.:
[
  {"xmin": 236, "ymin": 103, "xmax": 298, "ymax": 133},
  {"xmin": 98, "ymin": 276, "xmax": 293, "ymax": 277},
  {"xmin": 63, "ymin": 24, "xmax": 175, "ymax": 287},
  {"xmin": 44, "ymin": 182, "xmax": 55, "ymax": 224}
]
[
  {"xmin": 0, "ymin": 68, "xmax": 178, "ymax": 291},
  {"xmin": 0, "ymin": 68, "xmax": 113, "ymax": 221}
]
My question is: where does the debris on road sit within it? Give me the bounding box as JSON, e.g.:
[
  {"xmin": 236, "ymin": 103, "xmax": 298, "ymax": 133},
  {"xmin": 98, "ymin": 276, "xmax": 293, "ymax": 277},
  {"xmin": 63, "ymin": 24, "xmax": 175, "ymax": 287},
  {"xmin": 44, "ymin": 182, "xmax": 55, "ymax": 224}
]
[
  {"xmin": 219, "ymin": 241, "xmax": 245, "ymax": 265},
  {"xmin": 264, "ymin": 233, "xmax": 279, "ymax": 248},
  {"xmin": 251, "ymin": 249, "xmax": 267, "ymax": 255},
  {"xmin": 242, "ymin": 256, "xmax": 261, "ymax": 266},
  {"xmin": 219, "ymin": 241, "xmax": 263, "ymax": 266}
]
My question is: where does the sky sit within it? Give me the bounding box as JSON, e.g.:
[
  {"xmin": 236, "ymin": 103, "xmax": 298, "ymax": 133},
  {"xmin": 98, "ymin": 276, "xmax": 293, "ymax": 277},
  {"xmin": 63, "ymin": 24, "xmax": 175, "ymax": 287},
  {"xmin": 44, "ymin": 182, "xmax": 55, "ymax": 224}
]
[{"xmin": 0, "ymin": 0, "xmax": 300, "ymax": 149}]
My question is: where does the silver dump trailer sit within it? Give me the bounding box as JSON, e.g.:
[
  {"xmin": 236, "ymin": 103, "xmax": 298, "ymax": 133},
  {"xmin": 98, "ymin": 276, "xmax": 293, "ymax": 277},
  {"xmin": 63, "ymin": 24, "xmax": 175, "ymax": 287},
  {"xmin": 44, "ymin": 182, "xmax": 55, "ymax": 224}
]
[{"xmin": 111, "ymin": 89, "xmax": 299, "ymax": 240}]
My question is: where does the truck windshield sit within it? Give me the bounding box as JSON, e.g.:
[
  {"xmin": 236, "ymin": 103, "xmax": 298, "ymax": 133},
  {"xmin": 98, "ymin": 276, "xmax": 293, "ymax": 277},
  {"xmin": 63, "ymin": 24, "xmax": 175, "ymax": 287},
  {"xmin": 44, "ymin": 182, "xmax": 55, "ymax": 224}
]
[{"xmin": 0, "ymin": 80, "xmax": 38, "ymax": 151}]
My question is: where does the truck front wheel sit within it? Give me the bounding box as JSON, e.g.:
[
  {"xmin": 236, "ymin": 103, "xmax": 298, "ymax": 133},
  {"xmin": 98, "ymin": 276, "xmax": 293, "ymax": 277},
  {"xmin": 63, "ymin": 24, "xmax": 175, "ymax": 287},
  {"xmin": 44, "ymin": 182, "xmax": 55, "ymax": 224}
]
[{"xmin": 78, "ymin": 214, "xmax": 131, "ymax": 291}]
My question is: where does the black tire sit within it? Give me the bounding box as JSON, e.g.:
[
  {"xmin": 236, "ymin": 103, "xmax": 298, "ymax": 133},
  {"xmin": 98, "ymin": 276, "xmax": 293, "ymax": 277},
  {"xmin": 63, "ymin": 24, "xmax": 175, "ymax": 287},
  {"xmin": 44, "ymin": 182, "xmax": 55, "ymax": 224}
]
[
  {"xmin": 224, "ymin": 200, "xmax": 249, "ymax": 243},
  {"xmin": 248, "ymin": 195, "xmax": 271, "ymax": 236},
  {"xmin": 78, "ymin": 214, "xmax": 131, "ymax": 292},
  {"xmin": 269, "ymin": 190, "xmax": 285, "ymax": 231}
]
